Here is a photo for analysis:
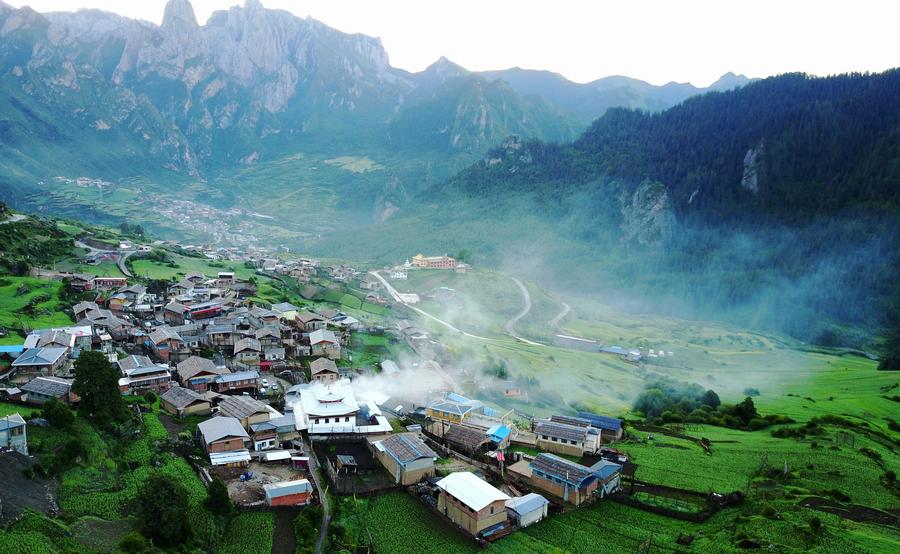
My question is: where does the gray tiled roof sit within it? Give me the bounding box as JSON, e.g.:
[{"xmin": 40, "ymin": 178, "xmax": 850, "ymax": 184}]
[
  {"xmin": 21, "ymin": 376, "xmax": 72, "ymax": 397},
  {"xmin": 198, "ymin": 416, "xmax": 249, "ymax": 443},
  {"xmin": 218, "ymin": 394, "xmax": 268, "ymax": 420},
  {"xmin": 161, "ymin": 386, "xmax": 208, "ymax": 410}
]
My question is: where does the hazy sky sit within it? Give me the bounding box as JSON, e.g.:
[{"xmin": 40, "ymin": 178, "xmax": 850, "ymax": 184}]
[{"xmin": 7, "ymin": 0, "xmax": 899, "ymax": 86}]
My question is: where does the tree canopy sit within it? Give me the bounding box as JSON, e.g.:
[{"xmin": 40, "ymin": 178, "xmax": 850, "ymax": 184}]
[{"xmin": 72, "ymin": 350, "xmax": 128, "ymax": 425}]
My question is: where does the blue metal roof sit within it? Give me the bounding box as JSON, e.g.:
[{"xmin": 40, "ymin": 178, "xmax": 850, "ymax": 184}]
[
  {"xmin": 486, "ymin": 424, "xmax": 511, "ymax": 443},
  {"xmin": 590, "ymin": 460, "xmax": 623, "ymax": 479},
  {"xmin": 0, "ymin": 345, "xmax": 25, "ymax": 354},
  {"xmin": 577, "ymin": 412, "xmax": 623, "ymax": 431},
  {"xmin": 446, "ymin": 392, "xmax": 471, "ymax": 404}
]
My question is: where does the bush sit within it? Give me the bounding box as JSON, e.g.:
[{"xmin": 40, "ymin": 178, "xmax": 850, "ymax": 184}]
[
  {"xmin": 743, "ymin": 387, "xmax": 761, "ymax": 397},
  {"xmin": 118, "ymin": 531, "xmax": 151, "ymax": 553},
  {"xmin": 41, "ymin": 398, "xmax": 74, "ymax": 428},
  {"xmin": 748, "ymin": 418, "xmax": 768, "ymax": 431},
  {"xmin": 143, "ymin": 391, "xmax": 157, "ymax": 404},
  {"xmin": 760, "ymin": 504, "xmax": 777, "ymax": 518},
  {"xmin": 859, "ymin": 447, "xmax": 882, "ymax": 461},
  {"xmin": 808, "ymin": 516, "xmax": 823, "ymax": 533},
  {"xmin": 884, "ymin": 470, "xmax": 896, "ymax": 483}
]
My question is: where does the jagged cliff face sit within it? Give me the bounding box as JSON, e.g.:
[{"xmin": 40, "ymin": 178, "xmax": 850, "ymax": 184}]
[{"xmin": 0, "ymin": 0, "xmax": 582, "ymax": 182}]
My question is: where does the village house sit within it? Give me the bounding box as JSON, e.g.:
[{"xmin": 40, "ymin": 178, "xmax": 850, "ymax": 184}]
[
  {"xmin": 214, "ymin": 370, "xmax": 260, "ymax": 395},
  {"xmin": 147, "ymin": 326, "xmax": 185, "ymax": 363},
  {"xmin": 217, "ymin": 394, "xmax": 270, "ymax": 430},
  {"xmin": 248, "ymin": 306, "xmax": 280, "ymax": 328},
  {"xmin": 270, "ymin": 302, "xmax": 300, "ymax": 321},
  {"xmin": 72, "ymin": 301, "xmax": 101, "ymax": 321},
  {"xmin": 254, "ymin": 327, "xmax": 281, "ymax": 349},
  {"xmin": 505, "ymin": 493, "xmax": 549, "ymax": 527},
  {"xmin": 310, "ymin": 357, "xmax": 339, "ymax": 383},
  {"xmin": 295, "ymin": 311, "xmax": 326, "ymax": 332},
  {"xmin": 590, "ymin": 459, "xmax": 624, "ymax": 498},
  {"xmin": 11, "ymin": 347, "xmax": 68, "ymax": 379},
  {"xmin": 160, "ymin": 386, "xmax": 212, "ymax": 417},
  {"xmin": 183, "ymin": 301, "xmax": 224, "ymax": 321},
  {"xmin": 204, "ymin": 322, "xmax": 237, "ymax": 352},
  {"xmin": 249, "ymin": 420, "xmax": 279, "ymax": 451},
  {"xmin": 426, "ymin": 393, "xmax": 489, "ymax": 425},
  {"xmin": 233, "ymin": 338, "xmax": 262, "ymax": 366},
  {"xmin": 117, "ymin": 360, "xmax": 171, "ymax": 395},
  {"xmin": 411, "ymin": 254, "xmax": 456, "ymax": 269},
  {"xmin": 535, "ymin": 417, "xmax": 602, "ymax": 457},
  {"xmin": 577, "ymin": 412, "xmax": 625, "ymax": 442},
  {"xmin": 91, "ymin": 276, "xmax": 128, "ymax": 290},
  {"xmin": 264, "ymin": 480, "xmax": 313, "ymax": 507},
  {"xmin": 197, "ymin": 416, "xmax": 251, "ymax": 466},
  {"xmin": 0, "ymin": 413, "xmax": 28, "ymax": 455},
  {"xmin": 442, "ymin": 424, "xmax": 492, "ymax": 458},
  {"xmin": 529, "ymin": 453, "xmax": 599, "ymax": 506},
  {"xmin": 164, "ymin": 302, "xmax": 188, "ymax": 325},
  {"xmin": 24, "ymin": 329, "xmax": 75, "ymax": 352},
  {"xmin": 176, "ymin": 356, "xmax": 230, "ymax": 392},
  {"xmin": 309, "ymin": 329, "xmax": 340, "ymax": 359},
  {"xmin": 370, "ymin": 433, "xmax": 437, "ymax": 485},
  {"xmin": 436, "ymin": 472, "xmax": 510, "ymax": 537},
  {"xmin": 21, "ymin": 376, "xmax": 77, "ymax": 405}
]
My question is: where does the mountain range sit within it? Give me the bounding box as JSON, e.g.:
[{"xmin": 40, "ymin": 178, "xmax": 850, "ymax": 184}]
[{"xmin": 0, "ymin": 0, "xmax": 748, "ymax": 205}]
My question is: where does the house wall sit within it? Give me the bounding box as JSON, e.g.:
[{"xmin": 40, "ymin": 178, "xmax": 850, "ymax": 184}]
[
  {"xmin": 437, "ymin": 493, "xmax": 506, "ymax": 536},
  {"xmin": 600, "ymin": 428, "xmax": 623, "ymax": 442},
  {"xmin": 508, "ymin": 505, "xmax": 546, "ymax": 527},
  {"xmin": 0, "ymin": 425, "xmax": 27, "ymax": 455},
  {"xmin": 529, "ymin": 474, "xmax": 598, "ymax": 506},
  {"xmin": 268, "ymin": 491, "xmax": 310, "ymax": 507},
  {"xmin": 373, "ymin": 449, "xmax": 435, "ymax": 485},
  {"xmin": 312, "ymin": 372, "xmax": 338, "ymax": 383},
  {"xmin": 311, "ymin": 343, "xmax": 340, "ymax": 359},
  {"xmin": 535, "ymin": 436, "xmax": 586, "ymax": 457},
  {"xmin": 161, "ymin": 399, "xmax": 211, "ymax": 417},
  {"xmin": 206, "ymin": 437, "xmax": 247, "ymax": 453}
]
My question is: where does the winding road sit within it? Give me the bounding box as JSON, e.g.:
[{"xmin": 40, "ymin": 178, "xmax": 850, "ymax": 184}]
[
  {"xmin": 548, "ymin": 302, "xmax": 571, "ymax": 328},
  {"xmin": 504, "ymin": 277, "xmax": 543, "ymax": 345}
]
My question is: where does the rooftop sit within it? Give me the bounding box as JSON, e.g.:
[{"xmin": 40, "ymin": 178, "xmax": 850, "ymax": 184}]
[
  {"xmin": 12, "ymin": 347, "xmax": 68, "ymax": 367},
  {"xmin": 198, "ymin": 416, "xmax": 249, "ymax": 443},
  {"xmin": 375, "ymin": 433, "xmax": 437, "ymax": 465},
  {"xmin": 218, "ymin": 395, "xmax": 268, "ymax": 420},
  {"xmin": 160, "ymin": 386, "xmax": 208, "ymax": 410},
  {"xmin": 530, "ymin": 453, "xmax": 596, "ymax": 488},
  {"xmin": 436, "ymin": 472, "xmax": 509, "ymax": 511},
  {"xmin": 310, "ymin": 357, "xmax": 338, "ymax": 375},
  {"xmin": 21, "ymin": 376, "xmax": 73, "ymax": 398}
]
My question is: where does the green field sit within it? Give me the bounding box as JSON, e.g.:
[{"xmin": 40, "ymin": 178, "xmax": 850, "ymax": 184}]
[
  {"xmin": 0, "ymin": 276, "xmax": 73, "ymax": 330},
  {"xmin": 0, "ymin": 401, "xmax": 39, "ymax": 418},
  {"xmin": 216, "ymin": 513, "xmax": 274, "ymax": 554}
]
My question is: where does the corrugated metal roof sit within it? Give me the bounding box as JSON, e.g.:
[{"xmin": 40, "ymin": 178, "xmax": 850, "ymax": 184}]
[
  {"xmin": 505, "ymin": 492, "xmax": 549, "ymax": 515},
  {"xmin": 209, "ymin": 449, "xmax": 251, "ymax": 466},
  {"xmin": 590, "ymin": 459, "xmax": 623, "ymax": 479},
  {"xmin": 535, "ymin": 420, "xmax": 589, "ymax": 442},
  {"xmin": 530, "ymin": 454, "xmax": 596, "ymax": 488},
  {"xmin": 198, "ymin": 416, "xmax": 249, "ymax": 443},
  {"xmin": 264, "ymin": 479, "xmax": 312, "ymax": 498},
  {"xmin": 436, "ymin": 472, "xmax": 509, "ymax": 511},
  {"xmin": 577, "ymin": 412, "xmax": 623, "ymax": 431}
]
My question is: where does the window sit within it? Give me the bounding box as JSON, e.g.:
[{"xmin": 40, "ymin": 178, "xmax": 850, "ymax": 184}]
[
  {"xmin": 552, "ymin": 437, "xmax": 558, "ymax": 442},
  {"xmin": 345, "ymin": 417, "xmax": 350, "ymax": 422},
  {"xmin": 324, "ymin": 418, "xmax": 329, "ymax": 423}
]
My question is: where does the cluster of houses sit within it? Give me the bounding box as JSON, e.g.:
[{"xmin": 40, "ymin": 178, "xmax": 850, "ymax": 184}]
[{"xmin": 0, "ymin": 266, "xmax": 360, "ymax": 414}]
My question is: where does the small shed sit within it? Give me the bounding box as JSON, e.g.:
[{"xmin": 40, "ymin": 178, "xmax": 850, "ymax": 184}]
[
  {"xmin": 264, "ymin": 479, "xmax": 313, "ymax": 506},
  {"xmin": 335, "ymin": 455, "xmax": 358, "ymax": 473},
  {"xmin": 505, "ymin": 493, "xmax": 549, "ymax": 527}
]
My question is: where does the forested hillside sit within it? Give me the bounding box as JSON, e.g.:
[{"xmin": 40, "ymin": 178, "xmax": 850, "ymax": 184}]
[{"xmin": 332, "ymin": 71, "xmax": 900, "ymax": 349}]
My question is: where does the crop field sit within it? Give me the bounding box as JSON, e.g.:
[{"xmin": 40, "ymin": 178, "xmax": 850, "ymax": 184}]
[
  {"xmin": 617, "ymin": 424, "xmax": 897, "ymax": 509},
  {"xmin": 216, "ymin": 513, "xmax": 274, "ymax": 554},
  {"xmin": 364, "ymin": 492, "xmax": 479, "ymax": 554}
]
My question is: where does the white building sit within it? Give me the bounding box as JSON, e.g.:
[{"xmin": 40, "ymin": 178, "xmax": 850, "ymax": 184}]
[
  {"xmin": 506, "ymin": 493, "xmax": 549, "ymax": 527},
  {"xmin": 286, "ymin": 381, "xmax": 391, "ymax": 435}
]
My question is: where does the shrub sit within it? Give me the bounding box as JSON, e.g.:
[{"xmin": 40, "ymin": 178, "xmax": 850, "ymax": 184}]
[
  {"xmin": 143, "ymin": 391, "xmax": 157, "ymax": 404},
  {"xmin": 41, "ymin": 398, "xmax": 74, "ymax": 428},
  {"xmin": 859, "ymin": 447, "xmax": 882, "ymax": 461},
  {"xmin": 761, "ymin": 504, "xmax": 777, "ymax": 518},
  {"xmin": 118, "ymin": 531, "xmax": 151, "ymax": 553},
  {"xmin": 748, "ymin": 418, "xmax": 768, "ymax": 431},
  {"xmin": 743, "ymin": 388, "xmax": 761, "ymax": 397},
  {"xmin": 884, "ymin": 470, "xmax": 896, "ymax": 483},
  {"xmin": 808, "ymin": 517, "xmax": 823, "ymax": 533}
]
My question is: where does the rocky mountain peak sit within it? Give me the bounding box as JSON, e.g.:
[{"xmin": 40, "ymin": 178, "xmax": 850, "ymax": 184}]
[{"xmin": 161, "ymin": 0, "xmax": 198, "ymax": 32}]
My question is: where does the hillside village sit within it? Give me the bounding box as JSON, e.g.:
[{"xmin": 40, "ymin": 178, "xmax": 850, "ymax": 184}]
[
  {"xmin": 0, "ymin": 224, "xmax": 651, "ymax": 552},
  {"xmin": 0, "ymin": 212, "xmax": 897, "ymax": 554}
]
